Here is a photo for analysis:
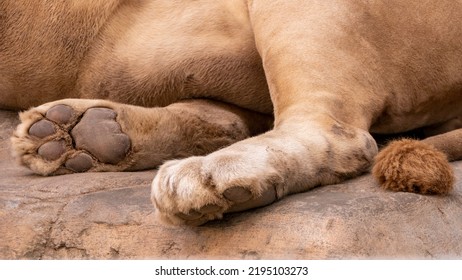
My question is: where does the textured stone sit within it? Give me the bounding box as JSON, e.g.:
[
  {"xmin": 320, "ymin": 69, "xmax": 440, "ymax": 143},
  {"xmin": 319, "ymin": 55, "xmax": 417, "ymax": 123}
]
[{"xmin": 1, "ymin": 110, "xmax": 461, "ymax": 259}]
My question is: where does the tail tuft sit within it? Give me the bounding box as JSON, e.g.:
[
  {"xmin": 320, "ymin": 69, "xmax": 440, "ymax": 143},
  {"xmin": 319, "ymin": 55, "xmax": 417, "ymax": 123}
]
[{"xmin": 372, "ymin": 139, "xmax": 454, "ymax": 195}]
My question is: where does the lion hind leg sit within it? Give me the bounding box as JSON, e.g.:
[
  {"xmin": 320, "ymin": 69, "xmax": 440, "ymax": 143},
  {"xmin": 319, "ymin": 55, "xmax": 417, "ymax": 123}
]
[
  {"xmin": 11, "ymin": 98, "xmax": 272, "ymax": 175},
  {"xmin": 423, "ymin": 127, "xmax": 462, "ymax": 162},
  {"xmin": 372, "ymin": 127, "xmax": 462, "ymax": 195}
]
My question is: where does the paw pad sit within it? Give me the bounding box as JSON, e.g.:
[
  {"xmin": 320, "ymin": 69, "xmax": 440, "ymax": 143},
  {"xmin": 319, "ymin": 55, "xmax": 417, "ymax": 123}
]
[
  {"xmin": 45, "ymin": 104, "xmax": 73, "ymax": 124},
  {"xmin": 71, "ymin": 108, "xmax": 130, "ymax": 164},
  {"xmin": 29, "ymin": 120, "xmax": 56, "ymax": 138},
  {"xmin": 17, "ymin": 103, "xmax": 132, "ymax": 175},
  {"xmin": 65, "ymin": 152, "xmax": 94, "ymax": 172},
  {"xmin": 223, "ymin": 187, "xmax": 253, "ymax": 202},
  {"xmin": 38, "ymin": 140, "xmax": 66, "ymax": 161}
]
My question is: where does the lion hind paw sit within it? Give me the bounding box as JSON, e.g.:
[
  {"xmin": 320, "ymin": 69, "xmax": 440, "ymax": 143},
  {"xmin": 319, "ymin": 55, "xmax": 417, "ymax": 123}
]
[{"xmin": 11, "ymin": 101, "xmax": 132, "ymax": 175}]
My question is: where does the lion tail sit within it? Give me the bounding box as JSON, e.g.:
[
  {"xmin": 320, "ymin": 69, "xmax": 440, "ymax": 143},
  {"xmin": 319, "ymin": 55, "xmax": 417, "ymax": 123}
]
[{"xmin": 372, "ymin": 128, "xmax": 462, "ymax": 195}]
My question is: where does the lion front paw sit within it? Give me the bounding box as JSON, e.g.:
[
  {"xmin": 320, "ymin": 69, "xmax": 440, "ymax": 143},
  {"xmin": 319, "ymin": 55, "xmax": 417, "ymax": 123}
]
[
  {"xmin": 372, "ymin": 139, "xmax": 454, "ymax": 194},
  {"xmin": 151, "ymin": 150, "xmax": 280, "ymax": 226}
]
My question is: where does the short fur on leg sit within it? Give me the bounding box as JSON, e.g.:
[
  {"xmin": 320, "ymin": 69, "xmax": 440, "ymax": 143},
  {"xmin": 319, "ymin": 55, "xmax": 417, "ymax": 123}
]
[{"xmin": 373, "ymin": 139, "xmax": 454, "ymax": 195}]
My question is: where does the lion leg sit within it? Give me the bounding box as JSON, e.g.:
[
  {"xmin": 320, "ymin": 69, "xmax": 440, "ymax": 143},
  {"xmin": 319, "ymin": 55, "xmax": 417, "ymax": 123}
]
[
  {"xmin": 373, "ymin": 128, "xmax": 462, "ymax": 195},
  {"xmin": 151, "ymin": 1, "xmax": 381, "ymax": 225},
  {"xmin": 11, "ymin": 98, "xmax": 272, "ymax": 175},
  {"xmin": 424, "ymin": 128, "xmax": 462, "ymax": 162},
  {"xmin": 151, "ymin": 112, "xmax": 378, "ymax": 225}
]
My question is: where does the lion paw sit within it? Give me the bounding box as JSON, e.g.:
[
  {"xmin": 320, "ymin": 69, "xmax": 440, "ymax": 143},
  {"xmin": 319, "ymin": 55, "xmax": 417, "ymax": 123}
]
[
  {"xmin": 372, "ymin": 139, "xmax": 454, "ymax": 194},
  {"xmin": 151, "ymin": 151, "xmax": 280, "ymax": 226},
  {"xmin": 12, "ymin": 101, "xmax": 131, "ymax": 175}
]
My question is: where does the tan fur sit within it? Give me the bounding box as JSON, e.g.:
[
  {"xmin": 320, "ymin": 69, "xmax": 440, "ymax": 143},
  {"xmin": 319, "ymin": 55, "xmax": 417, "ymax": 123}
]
[{"xmin": 2, "ymin": 0, "xmax": 462, "ymax": 225}]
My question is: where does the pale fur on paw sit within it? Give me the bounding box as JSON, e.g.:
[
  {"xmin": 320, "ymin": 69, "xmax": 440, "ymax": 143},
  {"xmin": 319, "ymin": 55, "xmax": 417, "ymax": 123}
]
[{"xmin": 151, "ymin": 147, "xmax": 281, "ymax": 226}]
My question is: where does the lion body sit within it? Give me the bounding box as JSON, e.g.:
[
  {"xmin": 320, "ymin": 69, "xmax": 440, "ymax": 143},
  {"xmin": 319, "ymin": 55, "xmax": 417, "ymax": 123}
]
[{"xmin": 2, "ymin": 0, "xmax": 462, "ymax": 224}]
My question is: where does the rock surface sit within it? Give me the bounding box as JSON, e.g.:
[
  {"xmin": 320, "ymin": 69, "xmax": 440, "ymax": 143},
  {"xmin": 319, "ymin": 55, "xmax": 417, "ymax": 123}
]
[{"xmin": 1, "ymin": 109, "xmax": 461, "ymax": 259}]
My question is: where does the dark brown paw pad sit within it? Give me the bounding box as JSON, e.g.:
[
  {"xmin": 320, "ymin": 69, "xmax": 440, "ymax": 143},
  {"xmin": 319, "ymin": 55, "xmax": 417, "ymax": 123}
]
[
  {"xmin": 45, "ymin": 104, "xmax": 74, "ymax": 124},
  {"xmin": 71, "ymin": 108, "xmax": 131, "ymax": 165},
  {"xmin": 27, "ymin": 105, "xmax": 131, "ymax": 173},
  {"xmin": 372, "ymin": 139, "xmax": 454, "ymax": 195},
  {"xmin": 223, "ymin": 187, "xmax": 253, "ymax": 202},
  {"xmin": 29, "ymin": 120, "xmax": 56, "ymax": 138},
  {"xmin": 38, "ymin": 140, "xmax": 66, "ymax": 161},
  {"xmin": 65, "ymin": 152, "xmax": 94, "ymax": 172},
  {"xmin": 28, "ymin": 104, "xmax": 74, "ymax": 138}
]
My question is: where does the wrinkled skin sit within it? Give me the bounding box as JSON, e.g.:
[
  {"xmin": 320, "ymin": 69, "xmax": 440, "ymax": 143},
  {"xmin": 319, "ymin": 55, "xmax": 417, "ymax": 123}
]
[{"xmin": 2, "ymin": 0, "xmax": 462, "ymax": 225}]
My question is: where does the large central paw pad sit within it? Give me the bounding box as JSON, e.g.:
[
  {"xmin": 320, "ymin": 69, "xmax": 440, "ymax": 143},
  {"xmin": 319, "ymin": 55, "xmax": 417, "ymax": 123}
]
[
  {"xmin": 13, "ymin": 103, "xmax": 132, "ymax": 175},
  {"xmin": 71, "ymin": 108, "xmax": 130, "ymax": 165}
]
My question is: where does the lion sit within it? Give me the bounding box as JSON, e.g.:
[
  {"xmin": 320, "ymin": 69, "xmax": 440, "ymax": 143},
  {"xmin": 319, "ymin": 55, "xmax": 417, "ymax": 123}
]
[{"xmin": 1, "ymin": 0, "xmax": 461, "ymax": 225}]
